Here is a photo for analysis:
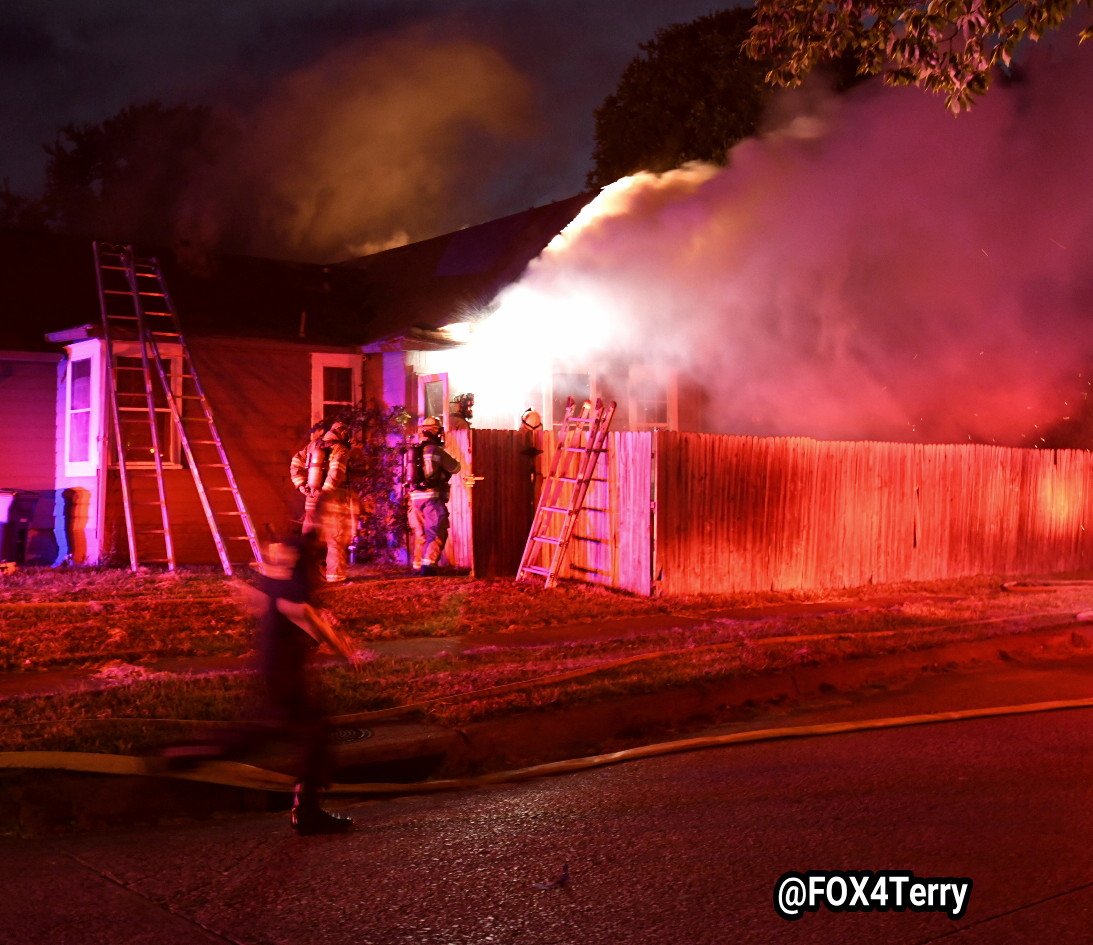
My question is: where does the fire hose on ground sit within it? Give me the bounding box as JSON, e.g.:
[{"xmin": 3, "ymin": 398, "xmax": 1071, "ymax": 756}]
[
  {"xmin": 2, "ymin": 696, "xmax": 1093, "ymax": 796},
  {"xmin": 1, "ymin": 602, "xmax": 1092, "ymax": 796}
]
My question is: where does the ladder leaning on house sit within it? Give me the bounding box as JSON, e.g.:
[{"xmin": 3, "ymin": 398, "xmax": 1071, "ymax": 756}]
[
  {"xmin": 516, "ymin": 396, "xmax": 616, "ymax": 588},
  {"xmin": 92, "ymin": 242, "xmax": 262, "ymax": 574}
]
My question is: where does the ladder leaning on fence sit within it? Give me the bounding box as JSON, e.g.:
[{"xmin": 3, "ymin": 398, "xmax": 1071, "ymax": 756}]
[
  {"xmin": 92, "ymin": 241, "xmax": 262, "ymax": 574},
  {"xmin": 516, "ymin": 396, "xmax": 616, "ymax": 588}
]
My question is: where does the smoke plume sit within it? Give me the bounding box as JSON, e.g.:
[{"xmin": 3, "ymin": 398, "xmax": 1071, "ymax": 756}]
[
  {"xmin": 178, "ymin": 26, "xmax": 535, "ymax": 261},
  {"xmin": 481, "ymin": 24, "xmax": 1093, "ymax": 446}
]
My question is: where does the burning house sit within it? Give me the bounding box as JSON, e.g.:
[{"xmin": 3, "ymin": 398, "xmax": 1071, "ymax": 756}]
[{"xmin": 2, "ymin": 34, "xmax": 1091, "ymax": 592}]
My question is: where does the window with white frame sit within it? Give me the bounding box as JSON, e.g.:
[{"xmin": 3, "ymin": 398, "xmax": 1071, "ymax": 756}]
[
  {"xmin": 628, "ymin": 365, "xmax": 678, "ymax": 431},
  {"xmin": 417, "ymin": 373, "xmax": 449, "ymax": 427},
  {"xmin": 311, "ymin": 353, "xmax": 361, "ymax": 426},
  {"xmin": 65, "ymin": 354, "xmax": 97, "ymax": 475},
  {"xmin": 548, "ymin": 369, "xmax": 595, "ymax": 428}
]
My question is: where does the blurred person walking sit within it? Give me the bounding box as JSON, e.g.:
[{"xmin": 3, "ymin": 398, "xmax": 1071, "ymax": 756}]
[{"xmin": 232, "ymin": 533, "xmax": 364, "ymax": 834}]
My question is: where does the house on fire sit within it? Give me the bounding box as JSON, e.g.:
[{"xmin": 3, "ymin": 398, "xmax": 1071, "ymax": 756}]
[
  {"xmin": 0, "ymin": 192, "xmax": 612, "ymax": 572},
  {"xmin": 3, "ymin": 190, "xmax": 1092, "ymax": 594}
]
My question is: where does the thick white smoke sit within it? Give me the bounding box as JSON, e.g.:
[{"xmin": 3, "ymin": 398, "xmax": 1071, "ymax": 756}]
[{"xmin": 474, "ymin": 25, "xmax": 1093, "ymax": 446}]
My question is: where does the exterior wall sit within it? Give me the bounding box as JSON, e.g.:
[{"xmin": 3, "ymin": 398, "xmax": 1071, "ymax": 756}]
[
  {"xmin": 363, "ymin": 350, "xmax": 411, "ymax": 413},
  {"xmin": 168, "ymin": 336, "xmax": 314, "ymax": 562},
  {"xmin": 97, "ymin": 336, "xmax": 358, "ymax": 566},
  {"xmin": 0, "ymin": 352, "xmax": 59, "ymax": 489},
  {"xmin": 0, "ymin": 351, "xmax": 63, "ymax": 564}
]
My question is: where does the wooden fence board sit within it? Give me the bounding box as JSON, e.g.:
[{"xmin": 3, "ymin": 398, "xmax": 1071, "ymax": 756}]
[{"xmin": 463, "ymin": 428, "xmax": 1093, "ymax": 595}]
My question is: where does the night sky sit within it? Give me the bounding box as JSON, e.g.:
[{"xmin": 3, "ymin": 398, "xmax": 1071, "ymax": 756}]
[{"xmin": 1, "ymin": 0, "xmax": 729, "ymax": 258}]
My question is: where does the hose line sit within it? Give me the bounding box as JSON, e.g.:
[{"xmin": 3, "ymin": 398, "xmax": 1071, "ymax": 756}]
[{"xmin": 3, "ymin": 695, "xmax": 1091, "ymax": 795}]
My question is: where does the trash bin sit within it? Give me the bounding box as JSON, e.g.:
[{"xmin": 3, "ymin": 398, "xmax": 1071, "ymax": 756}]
[{"xmin": 0, "ymin": 489, "xmax": 38, "ymax": 564}]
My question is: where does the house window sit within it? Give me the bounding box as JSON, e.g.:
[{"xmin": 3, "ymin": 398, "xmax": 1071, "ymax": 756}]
[
  {"xmin": 417, "ymin": 373, "xmax": 449, "ymax": 427},
  {"xmin": 113, "ymin": 354, "xmax": 182, "ymax": 467},
  {"xmin": 549, "ymin": 370, "xmax": 593, "ymax": 427},
  {"xmin": 66, "ymin": 357, "xmax": 94, "ymax": 467},
  {"xmin": 311, "ymin": 353, "xmax": 361, "ymax": 426},
  {"xmin": 63, "ymin": 340, "xmax": 106, "ymax": 477},
  {"xmin": 628, "ymin": 365, "xmax": 678, "ymax": 431}
]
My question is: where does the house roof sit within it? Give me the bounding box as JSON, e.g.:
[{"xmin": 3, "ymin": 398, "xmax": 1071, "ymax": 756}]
[{"xmin": 0, "ymin": 191, "xmax": 597, "ymax": 353}]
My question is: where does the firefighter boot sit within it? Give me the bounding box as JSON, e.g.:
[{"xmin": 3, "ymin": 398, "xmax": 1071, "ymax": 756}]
[{"xmin": 290, "ymin": 783, "xmax": 353, "ymax": 835}]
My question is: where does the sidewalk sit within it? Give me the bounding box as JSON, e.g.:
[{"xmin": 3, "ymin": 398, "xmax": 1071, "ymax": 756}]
[{"xmin": 2, "ymin": 586, "xmax": 1092, "ymax": 836}]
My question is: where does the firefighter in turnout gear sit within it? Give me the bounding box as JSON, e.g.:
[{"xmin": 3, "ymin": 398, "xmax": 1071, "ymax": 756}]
[
  {"xmin": 290, "ymin": 420, "xmax": 354, "ymax": 582},
  {"xmin": 407, "ymin": 416, "xmax": 461, "ymax": 576}
]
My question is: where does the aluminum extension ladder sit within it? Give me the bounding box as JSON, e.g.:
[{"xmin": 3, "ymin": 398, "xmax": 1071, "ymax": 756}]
[
  {"xmin": 92, "ymin": 242, "xmax": 262, "ymax": 574},
  {"xmin": 516, "ymin": 396, "xmax": 615, "ymax": 588}
]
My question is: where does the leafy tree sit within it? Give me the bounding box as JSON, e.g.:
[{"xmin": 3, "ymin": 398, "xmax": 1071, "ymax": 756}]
[
  {"xmin": 41, "ymin": 101, "xmax": 232, "ymax": 243},
  {"xmin": 746, "ymin": 0, "xmax": 1091, "ymax": 112},
  {"xmin": 587, "ymin": 9, "xmax": 774, "ymax": 188}
]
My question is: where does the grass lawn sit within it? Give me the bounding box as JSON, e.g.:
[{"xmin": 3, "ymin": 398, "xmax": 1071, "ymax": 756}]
[{"xmin": 0, "ymin": 565, "xmax": 1089, "ymax": 756}]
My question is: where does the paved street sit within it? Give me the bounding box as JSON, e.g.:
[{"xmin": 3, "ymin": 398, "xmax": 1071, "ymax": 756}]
[{"xmin": 3, "ymin": 662, "xmax": 1093, "ymax": 945}]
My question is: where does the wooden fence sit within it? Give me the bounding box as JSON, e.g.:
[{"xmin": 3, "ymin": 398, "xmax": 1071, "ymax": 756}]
[
  {"xmin": 655, "ymin": 433, "xmax": 1093, "ymax": 595},
  {"xmin": 458, "ymin": 429, "xmax": 1093, "ymax": 596}
]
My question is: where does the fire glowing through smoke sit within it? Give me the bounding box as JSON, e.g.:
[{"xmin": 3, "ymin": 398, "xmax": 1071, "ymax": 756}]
[{"xmin": 455, "ymin": 29, "xmax": 1093, "ymax": 446}]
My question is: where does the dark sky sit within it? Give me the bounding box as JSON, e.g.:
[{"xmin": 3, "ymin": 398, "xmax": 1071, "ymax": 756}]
[{"xmin": 0, "ymin": 0, "xmax": 729, "ymax": 258}]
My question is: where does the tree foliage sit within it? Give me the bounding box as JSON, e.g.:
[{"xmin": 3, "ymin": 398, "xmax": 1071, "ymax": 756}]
[
  {"xmin": 746, "ymin": 0, "xmax": 1091, "ymax": 112},
  {"xmin": 587, "ymin": 9, "xmax": 774, "ymax": 188},
  {"xmin": 41, "ymin": 101, "xmax": 232, "ymax": 243},
  {"xmin": 332, "ymin": 401, "xmax": 412, "ymax": 563}
]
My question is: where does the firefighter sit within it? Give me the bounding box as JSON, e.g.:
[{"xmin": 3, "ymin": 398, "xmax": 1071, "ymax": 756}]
[
  {"xmin": 407, "ymin": 416, "xmax": 461, "ymax": 576},
  {"xmin": 290, "ymin": 420, "xmax": 354, "ymax": 582}
]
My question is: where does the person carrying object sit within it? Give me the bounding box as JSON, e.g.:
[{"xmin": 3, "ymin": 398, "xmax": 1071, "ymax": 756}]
[{"xmin": 233, "ymin": 534, "xmax": 364, "ymax": 834}]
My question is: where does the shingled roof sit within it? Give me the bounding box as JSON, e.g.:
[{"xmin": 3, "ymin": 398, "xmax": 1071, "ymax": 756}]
[{"xmin": 0, "ymin": 191, "xmax": 596, "ymax": 352}]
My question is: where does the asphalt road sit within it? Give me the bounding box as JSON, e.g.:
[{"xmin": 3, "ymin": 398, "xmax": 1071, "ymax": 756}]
[{"xmin": 3, "ymin": 660, "xmax": 1093, "ymax": 945}]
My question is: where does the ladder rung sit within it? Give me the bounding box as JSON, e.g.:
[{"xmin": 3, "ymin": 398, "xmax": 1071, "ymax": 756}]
[
  {"xmin": 519, "ymin": 565, "xmax": 550, "ymax": 576},
  {"xmin": 531, "ymin": 536, "xmax": 562, "ymax": 545},
  {"xmin": 540, "ymin": 506, "xmax": 571, "ymax": 514}
]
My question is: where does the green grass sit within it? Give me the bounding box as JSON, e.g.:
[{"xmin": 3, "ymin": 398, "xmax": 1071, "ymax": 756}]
[{"xmin": 0, "ymin": 565, "xmax": 1090, "ymax": 755}]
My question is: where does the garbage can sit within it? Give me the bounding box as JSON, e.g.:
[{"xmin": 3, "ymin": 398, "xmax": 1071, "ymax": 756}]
[{"xmin": 0, "ymin": 489, "xmax": 38, "ymax": 564}]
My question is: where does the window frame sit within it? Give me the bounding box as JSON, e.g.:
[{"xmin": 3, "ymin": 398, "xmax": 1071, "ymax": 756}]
[
  {"xmin": 545, "ymin": 366, "xmax": 600, "ymax": 429},
  {"xmin": 416, "ymin": 372, "xmax": 450, "ymax": 429},
  {"xmin": 63, "ymin": 340, "xmax": 103, "ymax": 477},
  {"xmin": 311, "ymin": 352, "xmax": 361, "ymax": 426},
  {"xmin": 627, "ymin": 364, "xmax": 679, "ymax": 431}
]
